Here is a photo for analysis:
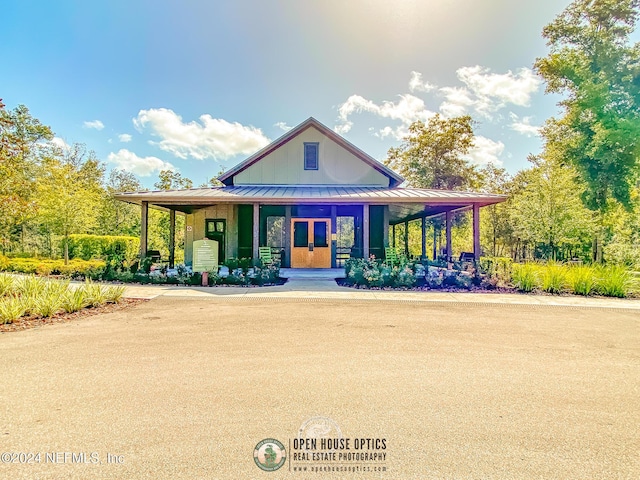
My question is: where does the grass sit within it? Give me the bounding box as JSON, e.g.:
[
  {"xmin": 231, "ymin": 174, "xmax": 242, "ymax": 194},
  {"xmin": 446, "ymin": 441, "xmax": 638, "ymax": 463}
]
[
  {"xmin": 594, "ymin": 265, "xmax": 634, "ymax": 298},
  {"xmin": 567, "ymin": 266, "xmax": 596, "ymax": 296},
  {"xmin": 512, "ymin": 263, "xmax": 539, "ymax": 292},
  {"xmin": 0, "ymin": 274, "xmax": 127, "ymax": 324},
  {"xmin": 540, "ymin": 263, "xmax": 567, "ymax": 294}
]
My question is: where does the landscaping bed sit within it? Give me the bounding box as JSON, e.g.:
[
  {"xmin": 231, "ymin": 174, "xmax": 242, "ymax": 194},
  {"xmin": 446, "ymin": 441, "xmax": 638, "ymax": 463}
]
[{"xmin": 340, "ymin": 257, "xmax": 639, "ymax": 298}]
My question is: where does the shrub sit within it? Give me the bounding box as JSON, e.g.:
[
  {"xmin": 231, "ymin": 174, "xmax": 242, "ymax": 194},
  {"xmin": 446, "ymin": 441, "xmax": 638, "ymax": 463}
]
[
  {"xmin": 394, "ymin": 265, "xmax": 416, "ymax": 288},
  {"xmin": 62, "ymin": 288, "xmax": 88, "ymax": 313},
  {"xmin": 479, "ymin": 257, "xmax": 513, "ymax": 287},
  {"xmin": 595, "ymin": 265, "xmax": 634, "ymax": 298},
  {"xmin": 541, "ymin": 263, "xmax": 567, "ymax": 294},
  {"xmin": 0, "ymin": 295, "xmax": 27, "ymax": 324},
  {"xmin": 2, "ymin": 258, "xmax": 105, "ymax": 278},
  {"xmin": 512, "ymin": 263, "xmax": 539, "ymax": 292},
  {"xmin": 104, "ymin": 285, "xmax": 126, "ymax": 303},
  {"xmin": 64, "ymin": 234, "xmax": 139, "ymax": 269},
  {"xmin": 0, "ymin": 273, "xmax": 14, "ymax": 296},
  {"xmin": 567, "ymin": 266, "xmax": 596, "ymax": 296},
  {"xmin": 0, "ymin": 254, "xmax": 9, "ymax": 271}
]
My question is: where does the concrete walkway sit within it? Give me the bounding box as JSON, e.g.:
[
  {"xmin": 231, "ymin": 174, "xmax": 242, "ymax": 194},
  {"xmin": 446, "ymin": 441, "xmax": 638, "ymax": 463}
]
[{"xmin": 120, "ymin": 269, "xmax": 640, "ymax": 310}]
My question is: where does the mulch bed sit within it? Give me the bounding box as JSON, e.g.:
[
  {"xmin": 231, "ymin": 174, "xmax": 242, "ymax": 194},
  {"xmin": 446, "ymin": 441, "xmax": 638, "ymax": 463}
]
[{"xmin": 0, "ymin": 298, "xmax": 148, "ymax": 333}]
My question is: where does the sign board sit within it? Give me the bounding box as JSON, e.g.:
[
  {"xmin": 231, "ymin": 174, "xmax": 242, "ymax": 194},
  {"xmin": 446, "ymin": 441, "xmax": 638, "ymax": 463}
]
[{"xmin": 193, "ymin": 239, "xmax": 218, "ymax": 273}]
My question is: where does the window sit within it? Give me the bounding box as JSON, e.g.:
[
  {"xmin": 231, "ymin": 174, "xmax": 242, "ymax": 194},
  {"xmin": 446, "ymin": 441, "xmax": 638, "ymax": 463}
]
[
  {"xmin": 313, "ymin": 221, "xmax": 328, "ymax": 247},
  {"xmin": 293, "ymin": 221, "xmax": 309, "ymax": 247},
  {"xmin": 304, "ymin": 142, "xmax": 319, "ymax": 170}
]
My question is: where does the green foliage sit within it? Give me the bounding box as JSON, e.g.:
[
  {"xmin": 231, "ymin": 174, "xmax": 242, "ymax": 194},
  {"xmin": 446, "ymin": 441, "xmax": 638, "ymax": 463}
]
[
  {"xmin": 0, "ymin": 273, "xmax": 13, "ymax": 296},
  {"xmin": 0, "ymin": 257, "xmax": 106, "ymax": 278},
  {"xmin": 65, "ymin": 234, "xmax": 139, "ymax": 268},
  {"xmin": 540, "ymin": 263, "xmax": 567, "ymax": 294},
  {"xmin": 62, "ymin": 288, "xmax": 88, "ymax": 313},
  {"xmin": 594, "ymin": 265, "xmax": 634, "ymax": 298},
  {"xmin": 0, "ymin": 295, "xmax": 27, "ymax": 324},
  {"xmin": 512, "ymin": 263, "xmax": 539, "ymax": 292},
  {"xmin": 567, "ymin": 266, "xmax": 596, "ymax": 296},
  {"xmin": 385, "ymin": 114, "xmax": 481, "ymax": 190},
  {"xmin": 345, "ymin": 257, "xmax": 416, "ymax": 288},
  {"xmin": 534, "ymin": 0, "xmax": 640, "ymax": 211},
  {"xmin": 479, "ymin": 257, "xmax": 513, "ymax": 287}
]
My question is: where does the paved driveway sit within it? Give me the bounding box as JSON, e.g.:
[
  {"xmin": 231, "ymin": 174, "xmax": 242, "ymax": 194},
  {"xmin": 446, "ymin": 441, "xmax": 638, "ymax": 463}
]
[{"xmin": 1, "ymin": 297, "xmax": 638, "ymax": 479}]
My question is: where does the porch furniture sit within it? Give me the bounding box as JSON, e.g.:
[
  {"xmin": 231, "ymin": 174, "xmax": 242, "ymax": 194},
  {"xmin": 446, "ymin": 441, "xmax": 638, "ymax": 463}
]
[{"xmin": 259, "ymin": 246, "xmax": 273, "ymax": 265}]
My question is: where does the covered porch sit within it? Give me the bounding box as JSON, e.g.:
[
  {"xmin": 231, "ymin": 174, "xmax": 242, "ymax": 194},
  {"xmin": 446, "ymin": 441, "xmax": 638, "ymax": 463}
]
[{"xmin": 116, "ymin": 186, "xmax": 506, "ymax": 269}]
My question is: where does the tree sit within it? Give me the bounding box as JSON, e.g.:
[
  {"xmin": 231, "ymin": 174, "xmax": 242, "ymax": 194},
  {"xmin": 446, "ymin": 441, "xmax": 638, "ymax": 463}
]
[
  {"xmin": 478, "ymin": 164, "xmax": 516, "ymax": 257},
  {"xmin": 37, "ymin": 144, "xmax": 105, "ymax": 263},
  {"xmin": 96, "ymin": 169, "xmax": 142, "ymax": 237},
  {"xmin": 385, "ymin": 115, "xmax": 481, "ymax": 190},
  {"xmin": 509, "ymin": 155, "xmax": 595, "ymax": 261},
  {"xmin": 154, "ymin": 170, "xmax": 193, "ymax": 190},
  {"xmin": 534, "ymin": 0, "xmax": 640, "ymax": 211},
  {"xmin": 0, "ymin": 100, "xmax": 53, "ymax": 251}
]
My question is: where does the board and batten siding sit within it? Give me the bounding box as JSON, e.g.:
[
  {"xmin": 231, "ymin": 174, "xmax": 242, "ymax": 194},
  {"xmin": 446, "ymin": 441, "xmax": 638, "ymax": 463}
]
[
  {"xmin": 184, "ymin": 204, "xmax": 238, "ymax": 265},
  {"xmin": 232, "ymin": 126, "xmax": 389, "ymax": 186}
]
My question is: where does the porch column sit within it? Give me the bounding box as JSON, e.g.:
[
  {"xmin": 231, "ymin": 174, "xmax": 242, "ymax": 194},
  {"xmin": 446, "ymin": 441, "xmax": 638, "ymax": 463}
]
[
  {"xmin": 330, "ymin": 205, "xmax": 337, "ymax": 268},
  {"xmin": 445, "ymin": 210, "xmax": 452, "ymax": 262},
  {"xmin": 392, "ymin": 224, "xmax": 396, "ymax": 248},
  {"xmin": 169, "ymin": 209, "xmax": 176, "ymax": 268},
  {"xmin": 404, "ymin": 220, "xmax": 409, "ymax": 257},
  {"xmin": 252, "ymin": 203, "xmax": 260, "ymax": 261},
  {"xmin": 140, "ymin": 201, "xmax": 148, "ymax": 259},
  {"xmin": 473, "ymin": 203, "xmax": 481, "ymax": 261},
  {"xmin": 284, "ymin": 205, "xmax": 292, "ymax": 268},
  {"xmin": 382, "ymin": 205, "xmax": 389, "ymax": 248},
  {"xmin": 421, "ymin": 216, "xmax": 426, "ymax": 260},
  {"xmin": 363, "ymin": 204, "xmax": 370, "ymax": 258}
]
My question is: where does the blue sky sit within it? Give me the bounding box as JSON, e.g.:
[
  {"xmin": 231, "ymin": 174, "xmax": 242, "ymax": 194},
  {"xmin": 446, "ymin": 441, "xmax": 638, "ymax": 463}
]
[{"xmin": 2, "ymin": 0, "xmax": 577, "ymax": 189}]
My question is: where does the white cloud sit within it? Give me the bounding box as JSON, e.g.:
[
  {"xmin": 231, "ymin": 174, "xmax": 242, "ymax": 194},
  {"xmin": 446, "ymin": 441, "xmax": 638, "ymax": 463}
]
[
  {"xmin": 133, "ymin": 108, "xmax": 270, "ymax": 160},
  {"xmin": 107, "ymin": 149, "xmax": 176, "ymax": 177},
  {"xmin": 509, "ymin": 113, "xmax": 541, "ymax": 137},
  {"xmin": 335, "ymin": 93, "xmax": 435, "ymax": 140},
  {"xmin": 118, "ymin": 133, "xmax": 133, "ymax": 143},
  {"xmin": 409, "ymin": 71, "xmax": 436, "ymax": 93},
  {"xmin": 51, "ymin": 137, "xmax": 71, "ymax": 151},
  {"xmin": 440, "ymin": 66, "xmax": 541, "ymax": 118},
  {"xmin": 464, "ymin": 136, "xmax": 505, "ymax": 166},
  {"xmin": 274, "ymin": 121, "xmax": 292, "ymax": 132},
  {"xmin": 83, "ymin": 120, "xmax": 104, "ymax": 130}
]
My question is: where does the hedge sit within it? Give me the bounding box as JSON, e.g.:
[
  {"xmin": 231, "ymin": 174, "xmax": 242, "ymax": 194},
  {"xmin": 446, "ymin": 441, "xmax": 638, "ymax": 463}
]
[
  {"xmin": 0, "ymin": 257, "xmax": 105, "ymax": 278},
  {"xmin": 62, "ymin": 234, "xmax": 139, "ymax": 270}
]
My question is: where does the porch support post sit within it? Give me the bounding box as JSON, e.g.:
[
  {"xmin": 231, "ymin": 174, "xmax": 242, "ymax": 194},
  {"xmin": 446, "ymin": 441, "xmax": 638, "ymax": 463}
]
[
  {"xmin": 284, "ymin": 205, "xmax": 292, "ymax": 268},
  {"xmin": 382, "ymin": 205, "xmax": 389, "ymax": 247},
  {"xmin": 445, "ymin": 210, "xmax": 452, "ymax": 263},
  {"xmin": 330, "ymin": 205, "xmax": 337, "ymax": 268},
  {"xmin": 363, "ymin": 204, "xmax": 370, "ymax": 259},
  {"xmin": 169, "ymin": 209, "xmax": 176, "ymax": 268},
  {"xmin": 421, "ymin": 215, "xmax": 426, "ymax": 260},
  {"xmin": 392, "ymin": 224, "xmax": 396, "ymax": 248},
  {"xmin": 404, "ymin": 220, "xmax": 409, "ymax": 257},
  {"xmin": 140, "ymin": 201, "xmax": 148, "ymax": 259},
  {"xmin": 473, "ymin": 203, "xmax": 481, "ymax": 261},
  {"xmin": 252, "ymin": 203, "xmax": 260, "ymax": 261}
]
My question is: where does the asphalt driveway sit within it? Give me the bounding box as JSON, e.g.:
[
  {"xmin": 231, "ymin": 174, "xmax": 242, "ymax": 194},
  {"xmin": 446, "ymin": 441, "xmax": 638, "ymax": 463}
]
[{"xmin": 1, "ymin": 297, "xmax": 638, "ymax": 479}]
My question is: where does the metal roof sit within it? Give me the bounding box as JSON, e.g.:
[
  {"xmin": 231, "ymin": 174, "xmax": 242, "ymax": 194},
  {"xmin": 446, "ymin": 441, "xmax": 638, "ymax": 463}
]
[
  {"xmin": 115, "ymin": 185, "xmax": 506, "ymax": 206},
  {"xmin": 217, "ymin": 117, "xmax": 405, "ymax": 187}
]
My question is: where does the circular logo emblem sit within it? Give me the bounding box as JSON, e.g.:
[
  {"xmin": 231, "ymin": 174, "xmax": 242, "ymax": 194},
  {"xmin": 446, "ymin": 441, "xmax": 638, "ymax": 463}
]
[
  {"xmin": 254, "ymin": 438, "xmax": 286, "ymax": 472},
  {"xmin": 298, "ymin": 416, "xmax": 343, "ymax": 452}
]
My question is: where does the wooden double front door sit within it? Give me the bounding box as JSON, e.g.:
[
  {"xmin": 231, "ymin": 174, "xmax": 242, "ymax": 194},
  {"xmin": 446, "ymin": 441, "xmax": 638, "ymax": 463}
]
[{"xmin": 291, "ymin": 218, "xmax": 331, "ymax": 268}]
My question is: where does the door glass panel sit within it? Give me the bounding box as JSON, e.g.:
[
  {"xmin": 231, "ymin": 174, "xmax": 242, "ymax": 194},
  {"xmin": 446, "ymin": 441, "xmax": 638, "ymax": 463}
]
[
  {"xmin": 293, "ymin": 221, "xmax": 309, "ymax": 247},
  {"xmin": 313, "ymin": 221, "xmax": 328, "ymax": 247}
]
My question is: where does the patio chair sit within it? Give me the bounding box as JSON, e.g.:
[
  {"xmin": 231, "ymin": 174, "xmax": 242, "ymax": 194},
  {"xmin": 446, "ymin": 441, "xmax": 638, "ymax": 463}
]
[
  {"xmin": 258, "ymin": 247, "xmax": 273, "ymax": 266},
  {"xmin": 385, "ymin": 247, "xmax": 400, "ymax": 266}
]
